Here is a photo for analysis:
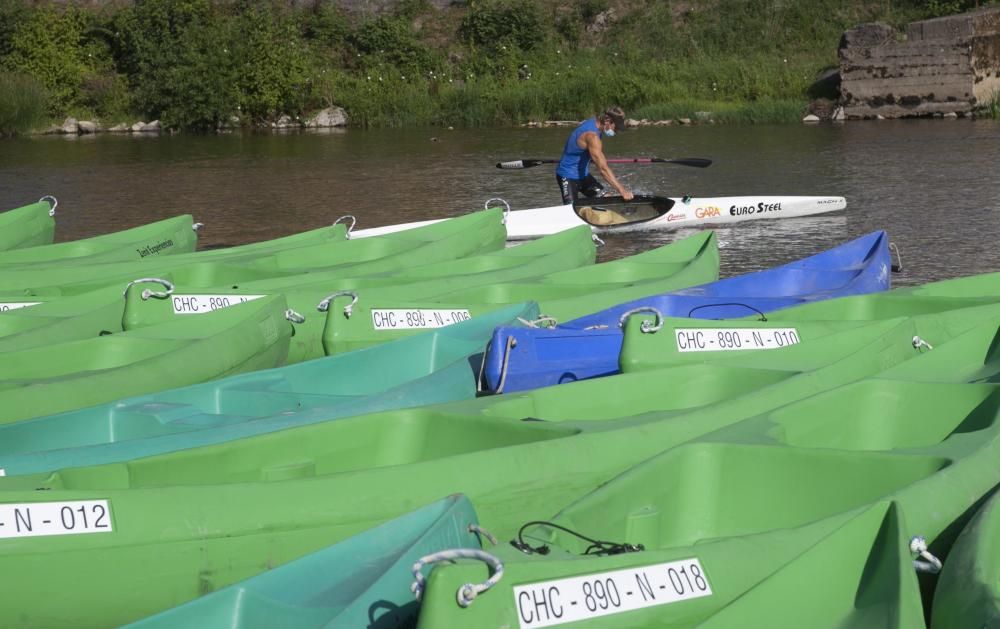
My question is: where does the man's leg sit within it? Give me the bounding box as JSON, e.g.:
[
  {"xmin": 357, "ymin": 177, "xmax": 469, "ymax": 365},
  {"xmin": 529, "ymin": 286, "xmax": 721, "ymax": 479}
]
[
  {"xmin": 556, "ymin": 175, "xmax": 578, "ymax": 205},
  {"xmin": 578, "ymin": 175, "xmax": 606, "ymax": 198}
]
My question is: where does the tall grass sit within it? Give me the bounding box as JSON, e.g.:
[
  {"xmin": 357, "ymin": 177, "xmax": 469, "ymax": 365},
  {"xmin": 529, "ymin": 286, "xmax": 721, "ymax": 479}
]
[
  {"xmin": 0, "ymin": 72, "xmax": 48, "ymax": 136},
  {"xmin": 980, "ymin": 89, "xmax": 1000, "ymax": 120}
]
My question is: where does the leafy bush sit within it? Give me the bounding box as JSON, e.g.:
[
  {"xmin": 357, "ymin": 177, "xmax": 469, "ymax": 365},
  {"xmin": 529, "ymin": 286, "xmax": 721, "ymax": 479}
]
[
  {"xmin": 459, "ymin": 0, "xmax": 546, "ymax": 51},
  {"xmin": 0, "ymin": 71, "xmax": 49, "ymax": 136}
]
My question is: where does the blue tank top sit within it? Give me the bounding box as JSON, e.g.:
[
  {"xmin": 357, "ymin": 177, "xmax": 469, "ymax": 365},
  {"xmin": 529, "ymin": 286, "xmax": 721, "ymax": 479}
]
[{"xmin": 556, "ymin": 118, "xmax": 600, "ymax": 180}]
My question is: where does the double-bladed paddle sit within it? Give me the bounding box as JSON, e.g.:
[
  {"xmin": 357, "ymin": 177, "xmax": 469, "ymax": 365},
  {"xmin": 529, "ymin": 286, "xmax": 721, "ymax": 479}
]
[{"xmin": 496, "ymin": 157, "xmax": 712, "ymax": 169}]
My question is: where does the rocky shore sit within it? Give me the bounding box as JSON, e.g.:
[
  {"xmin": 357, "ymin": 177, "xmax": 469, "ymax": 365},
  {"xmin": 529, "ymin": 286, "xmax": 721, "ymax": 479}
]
[{"xmin": 31, "ymin": 107, "xmax": 348, "ymax": 136}]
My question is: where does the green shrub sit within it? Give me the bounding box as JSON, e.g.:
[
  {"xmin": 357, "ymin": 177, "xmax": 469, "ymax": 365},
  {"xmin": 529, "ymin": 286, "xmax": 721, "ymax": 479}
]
[
  {"xmin": 0, "ymin": 71, "xmax": 49, "ymax": 136},
  {"xmin": 459, "ymin": 0, "xmax": 546, "ymax": 51}
]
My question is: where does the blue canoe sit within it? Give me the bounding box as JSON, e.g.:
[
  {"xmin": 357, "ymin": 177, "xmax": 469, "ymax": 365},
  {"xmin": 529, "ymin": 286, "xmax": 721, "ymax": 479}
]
[
  {"xmin": 0, "ymin": 302, "xmax": 538, "ymax": 476},
  {"xmin": 482, "ymin": 230, "xmax": 891, "ymax": 393},
  {"xmin": 124, "ymin": 495, "xmax": 481, "ymax": 629}
]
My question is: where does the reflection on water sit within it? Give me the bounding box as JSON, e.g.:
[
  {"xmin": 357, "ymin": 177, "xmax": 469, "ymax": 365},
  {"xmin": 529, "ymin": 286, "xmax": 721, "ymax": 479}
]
[{"xmin": 0, "ymin": 120, "xmax": 998, "ymax": 286}]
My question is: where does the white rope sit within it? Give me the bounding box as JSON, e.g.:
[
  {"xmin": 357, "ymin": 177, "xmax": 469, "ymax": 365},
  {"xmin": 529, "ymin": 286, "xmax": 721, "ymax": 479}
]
[
  {"xmin": 39, "ymin": 195, "xmax": 57, "ymax": 216},
  {"xmin": 592, "ymin": 233, "xmax": 605, "ymax": 246},
  {"xmin": 912, "ymin": 335, "xmax": 934, "ymax": 351},
  {"xmin": 333, "ymin": 215, "xmax": 356, "ymax": 239},
  {"xmin": 618, "ymin": 306, "xmax": 664, "ymax": 333},
  {"xmin": 468, "ymin": 524, "xmax": 498, "ymax": 546},
  {"xmin": 889, "ymin": 242, "xmax": 903, "ymax": 272},
  {"xmin": 317, "ymin": 290, "xmax": 358, "ymax": 318},
  {"xmin": 484, "ymin": 198, "xmax": 511, "ymax": 225},
  {"xmin": 909, "ymin": 536, "xmax": 942, "ymax": 574},
  {"xmin": 410, "ymin": 548, "xmax": 504, "ymax": 607},
  {"xmin": 284, "ymin": 309, "xmax": 305, "ymax": 323},
  {"xmin": 516, "ymin": 316, "xmax": 558, "ymax": 329},
  {"xmin": 494, "ymin": 335, "xmax": 517, "ymax": 394},
  {"xmin": 192, "ymin": 222, "xmax": 204, "ymax": 231},
  {"xmin": 122, "ymin": 277, "xmax": 174, "ymax": 300}
]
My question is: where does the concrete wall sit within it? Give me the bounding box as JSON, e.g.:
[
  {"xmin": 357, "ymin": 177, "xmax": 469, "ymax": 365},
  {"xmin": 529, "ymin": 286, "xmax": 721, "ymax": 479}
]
[{"xmin": 839, "ymin": 7, "xmax": 1000, "ymax": 119}]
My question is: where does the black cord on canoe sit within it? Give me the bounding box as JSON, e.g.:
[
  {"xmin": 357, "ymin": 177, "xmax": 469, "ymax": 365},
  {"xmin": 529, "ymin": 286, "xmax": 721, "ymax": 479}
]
[
  {"xmin": 510, "ymin": 520, "xmax": 644, "ymax": 556},
  {"xmin": 687, "ymin": 302, "xmax": 767, "ymax": 321}
]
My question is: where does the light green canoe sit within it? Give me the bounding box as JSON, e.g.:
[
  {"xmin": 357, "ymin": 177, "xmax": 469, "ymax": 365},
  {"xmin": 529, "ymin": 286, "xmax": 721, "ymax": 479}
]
[
  {"xmin": 124, "ymin": 495, "xmax": 485, "ymax": 629},
  {"xmin": 0, "ymin": 301, "xmax": 542, "ymax": 475},
  {"xmin": 0, "ymin": 197, "xmax": 55, "ymax": 251},
  {"xmin": 0, "ymin": 208, "xmax": 505, "ymax": 297},
  {"xmin": 0, "ymin": 292, "xmax": 296, "ymax": 424},
  {"xmin": 0, "ymin": 225, "xmax": 592, "ymax": 357},
  {"xmin": 318, "ymin": 230, "xmax": 720, "ymax": 355},
  {"xmin": 930, "ymin": 486, "xmax": 1000, "ymax": 629},
  {"xmin": 0, "ymin": 214, "xmax": 198, "ymax": 267},
  {"xmin": 0, "ymin": 303, "xmax": 995, "ymax": 627},
  {"xmin": 420, "ymin": 375, "xmax": 1000, "ymax": 627}
]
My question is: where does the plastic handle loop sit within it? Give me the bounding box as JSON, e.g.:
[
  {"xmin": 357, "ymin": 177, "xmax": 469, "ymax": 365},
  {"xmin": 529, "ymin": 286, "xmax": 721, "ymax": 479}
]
[
  {"xmin": 123, "ymin": 277, "xmax": 175, "ymax": 300},
  {"xmin": 516, "ymin": 316, "xmax": 558, "ymax": 329},
  {"xmin": 618, "ymin": 306, "xmax": 664, "ymax": 333},
  {"xmin": 592, "ymin": 233, "xmax": 605, "ymax": 247},
  {"xmin": 912, "ymin": 335, "xmax": 934, "ymax": 351},
  {"xmin": 284, "ymin": 309, "xmax": 305, "ymax": 324},
  {"xmin": 484, "ymin": 198, "xmax": 511, "ymax": 224},
  {"xmin": 909, "ymin": 536, "xmax": 942, "ymax": 574},
  {"xmin": 39, "ymin": 195, "xmax": 58, "ymax": 216},
  {"xmin": 192, "ymin": 222, "xmax": 204, "ymax": 231},
  {"xmin": 410, "ymin": 548, "xmax": 504, "ymax": 608},
  {"xmin": 889, "ymin": 242, "xmax": 903, "ymax": 272},
  {"xmin": 333, "ymin": 215, "xmax": 356, "ymax": 238},
  {"xmin": 317, "ymin": 290, "xmax": 358, "ymax": 318}
]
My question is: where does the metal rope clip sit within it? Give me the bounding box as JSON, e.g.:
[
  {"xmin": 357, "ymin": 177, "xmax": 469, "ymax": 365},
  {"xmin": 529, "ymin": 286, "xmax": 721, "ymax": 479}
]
[
  {"xmin": 122, "ymin": 277, "xmax": 175, "ymax": 301},
  {"xmin": 912, "ymin": 335, "xmax": 934, "ymax": 351},
  {"xmin": 317, "ymin": 290, "xmax": 358, "ymax": 318},
  {"xmin": 284, "ymin": 309, "xmax": 305, "ymax": 323}
]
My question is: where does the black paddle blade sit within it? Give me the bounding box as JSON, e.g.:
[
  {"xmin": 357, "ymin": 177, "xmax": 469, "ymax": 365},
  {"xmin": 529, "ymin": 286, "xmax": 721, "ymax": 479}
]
[
  {"xmin": 496, "ymin": 159, "xmax": 555, "ymax": 169},
  {"xmin": 660, "ymin": 158, "xmax": 712, "ymax": 168}
]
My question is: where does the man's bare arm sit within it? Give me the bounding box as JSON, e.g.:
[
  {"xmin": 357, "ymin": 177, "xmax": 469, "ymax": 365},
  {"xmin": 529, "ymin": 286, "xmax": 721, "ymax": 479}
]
[{"xmin": 584, "ymin": 133, "xmax": 634, "ymax": 200}]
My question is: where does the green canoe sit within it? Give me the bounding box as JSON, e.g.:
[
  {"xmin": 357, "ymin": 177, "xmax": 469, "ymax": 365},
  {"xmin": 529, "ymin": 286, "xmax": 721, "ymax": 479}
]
[
  {"xmin": 0, "ymin": 291, "xmax": 296, "ymax": 424},
  {"xmin": 0, "ymin": 225, "xmax": 591, "ymax": 356},
  {"xmin": 0, "ymin": 214, "xmax": 198, "ymax": 267},
  {"xmin": 124, "ymin": 495, "xmax": 484, "ymax": 629},
  {"xmin": 0, "ymin": 304, "xmax": 995, "ymax": 627},
  {"xmin": 420, "ymin": 374, "xmax": 1000, "ymax": 627},
  {"xmin": 0, "ymin": 302, "xmax": 541, "ymax": 475},
  {"xmin": 0, "ymin": 197, "xmax": 55, "ymax": 251},
  {"xmin": 318, "ymin": 230, "xmax": 720, "ymax": 355},
  {"xmin": 0, "ymin": 208, "xmax": 505, "ymax": 297},
  {"xmin": 930, "ymin": 487, "xmax": 1000, "ymax": 629}
]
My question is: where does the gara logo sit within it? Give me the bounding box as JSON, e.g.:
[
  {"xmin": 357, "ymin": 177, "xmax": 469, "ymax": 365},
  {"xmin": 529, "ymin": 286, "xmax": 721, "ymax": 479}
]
[{"xmin": 694, "ymin": 206, "xmax": 721, "ymax": 219}]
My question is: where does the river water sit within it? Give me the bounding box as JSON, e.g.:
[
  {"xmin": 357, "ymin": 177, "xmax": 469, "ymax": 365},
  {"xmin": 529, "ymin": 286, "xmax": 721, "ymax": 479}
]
[{"xmin": 1, "ymin": 119, "xmax": 998, "ymax": 286}]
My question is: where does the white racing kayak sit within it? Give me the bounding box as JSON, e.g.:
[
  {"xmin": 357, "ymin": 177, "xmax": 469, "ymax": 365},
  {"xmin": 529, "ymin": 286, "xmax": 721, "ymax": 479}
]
[{"xmin": 352, "ymin": 195, "xmax": 846, "ymax": 240}]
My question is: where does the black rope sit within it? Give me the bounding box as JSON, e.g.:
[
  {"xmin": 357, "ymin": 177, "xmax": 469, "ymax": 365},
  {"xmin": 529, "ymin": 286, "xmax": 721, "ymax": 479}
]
[
  {"xmin": 510, "ymin": 520, "xmax": 644, "ymax": 556},
  {"xmin": 687, "ymin": 302, "xmax": 768, "ymax": 321}
]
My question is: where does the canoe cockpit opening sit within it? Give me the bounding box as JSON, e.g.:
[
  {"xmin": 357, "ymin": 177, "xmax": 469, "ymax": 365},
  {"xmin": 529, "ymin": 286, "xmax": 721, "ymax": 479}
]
[{"xmin": 573, "ymin": 196, "xmax": 674, "ymax": 227}]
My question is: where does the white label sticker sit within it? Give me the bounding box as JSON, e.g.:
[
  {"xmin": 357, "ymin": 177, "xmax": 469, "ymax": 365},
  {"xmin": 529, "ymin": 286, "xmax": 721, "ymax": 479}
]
[
  {"xmin": 0, "ymin": 302, "xmax": 41, "ymax": 312},
  {"xmin": 371, "ymin": 309, "xmax": 471, "ymax": 330},
  {"xmin": 674, "ymin": 327, "xmax": 800, "ymax": 352},
  {"xmin": 171, "ymin": 294, "xmax": 264, "ymax": 314},
  {"xmin": 514, "ymin": 558, "xmax": 712, "ymax": 628},
  {"xmin": 0, "ymin": 500, "xmax": 113, "ymax": 539},
  {"xmin": 0, "ymin": 469, "xmax": 5, "ymax": 476}
]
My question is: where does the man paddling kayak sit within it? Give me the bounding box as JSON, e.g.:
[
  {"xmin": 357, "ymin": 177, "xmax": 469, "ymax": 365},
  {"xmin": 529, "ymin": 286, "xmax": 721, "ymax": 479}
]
[{"xmin": 556, "ymin": 106, "xmax": 634, "ymax": 204}]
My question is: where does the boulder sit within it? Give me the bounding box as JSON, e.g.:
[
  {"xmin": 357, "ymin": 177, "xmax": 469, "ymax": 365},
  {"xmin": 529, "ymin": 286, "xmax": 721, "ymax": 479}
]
[
  {"xmin": 140, "ymin": 120, "xmax": 161, "ymax": 133},
  {"xmin": 832, "ymin": 106, "xmax": 846, "ymax": 121},
  {"xmin": 130, "ymin": 121, "xmax": 146, "ymax": 132},
  {"xmin": 107, "ymin": 123, "xmax": 129, "ymax": 133},
  {"xmin": 78, "ymin": 121, "xmax": 98, "ymax": 134},
  {"xmin": 677, "ymin": 118, "xmax": 692, "ymax": 125},
  {"xmin": 802, "ymin": 114, "xmax": 821, "ymax": 123},
  {"xmin": 305, "ymin": 107, "xmax": 348, "ymax": 128},
  {"xmin": 59, "ymin": 117, "xmax": 79, "ymax": 134}
]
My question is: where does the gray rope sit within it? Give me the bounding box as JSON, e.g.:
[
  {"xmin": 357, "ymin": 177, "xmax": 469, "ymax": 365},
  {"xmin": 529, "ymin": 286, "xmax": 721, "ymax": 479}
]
[
  {"xmin": 494, "ymin": 335, "xmax": 517, "ymax": 394},
  {"xmin": 468, "ymin": 524, "xmax": 498, "ymax": 546},
  {"xmin": 484, "ymin": 198, "xmax": 511, "ymax": 225},
  {"xmin": 410, "ymin": 548, "xmax": 504, "ymax": 608},
  {"xmin": 583, "ymin": 324, "xmax": 610, "ymax": 330},
  {"xmin": 284, "ymin": 309, "xmax": 305, "ymax": 323},
  {"xmin": 39, "ymin": 195, "xmax": 57, "ymax": 216},
  {"xmin": 333, "ymin": 215, "xmax": 356, "ymax": 239},
  {"xmin": 912, "ymin": 335, "xmax": 934, "ymax": 352},
  {"xmin": 909, "ymin": 536, "xmax": 942, "ymax": 574},
  {"xmin": 476, "ymin": 339, "xmax": 491, "ymax": 393},
  {"xmin": 122, "ymin": 277, "xmax": 174, "ymax": 300},
  {"xmin": 592, "ymin": 233, "xmax": 606, "ymax": 246},
  {"xmin": 618, "ymin": 306, "xmax": 664, "ymax": 333},
  {"xmin": 317, "ymin": 290, "xmax": 358, "ymax": 318}
]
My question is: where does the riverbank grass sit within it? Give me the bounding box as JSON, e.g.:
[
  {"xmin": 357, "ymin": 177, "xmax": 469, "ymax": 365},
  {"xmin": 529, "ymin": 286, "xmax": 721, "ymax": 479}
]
[{"xmin": 0, "ymin": 73, "xmax": 49, "ymax": 136}]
